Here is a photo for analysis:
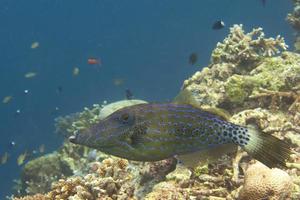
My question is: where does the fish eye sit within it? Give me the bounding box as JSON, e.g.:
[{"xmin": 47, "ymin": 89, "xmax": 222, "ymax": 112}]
[{"xmin": 119, "ymin": 113, "xmax": 130, "ymax": 123}]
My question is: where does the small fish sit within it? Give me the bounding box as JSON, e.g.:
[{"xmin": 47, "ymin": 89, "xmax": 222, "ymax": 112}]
[
  {"xmin": 125, "ymin": 89, "xmax": 133, "ymax": 100},
  {"xmin": 10, "ymin": 141, "xmax": 16, "ymax": 147},
  {"xmin": 24, "ymin": 72, "xmax": 37, "ymax": 79},
  {"xmin": 2, "ymin": 96, "xmax": 12, "ymax": 104},
  {"xmin": 113, "ymin": 78, "xmax": 124, "ymax": 86},
  {"xmin": 88, "ymin": 58, "xmax": 101, "ymax": 65},
  {"xmin": 31, "ymin": 42, "xmax": 39, "ymax": 49},
  {"xmin": 56, "ymin": 86, "xmax": 63, "ymax": 94},
  {"xmin": 212, "ymin": 20, "xmax": 225, "ymax": 30},
  {"xmin": 1, "ymin": 152, "xmax": 9, "ymax": 164},
  {"xmin": 70, "ymin": 102, "xmax": 291, "ymax": 168},
  {"xmin": 260, "ymin": 0, "xmax": 266, "ymax": 7},
  {"xmin": 73, "ymin": 67, "xmax": 80, "ymax": 76},
  {"xmin": 24, "ymin": 89, "xmax": 29, "ymax": 95},
  {"xmin": 14, "ymin": 109, "xmax": 21, "ymax": 117},
  {"xmin": 17, "ymin": 151, "xmax": 28, "ymax": 166},
  {"xmin": 39, "ymin": 144, "xmax": 45, "ymax": 153},
  {"xmin": 188, "ymin": 53, "xmax": 198, "ymax": 65}
]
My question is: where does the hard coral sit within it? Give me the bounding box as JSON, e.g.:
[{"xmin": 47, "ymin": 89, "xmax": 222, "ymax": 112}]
[
  {"xmin": 211, "ymin": 24, "xmax": 287, "ymax": 66},
  {"xmin": 238, "ymin": 162, "xmax": 293, "ymax": 200},
  {"xmin": 183, "ymin": 51, "xmax": 300, "ymax": 112},
  {"xmin": 47, "ymin": 177, "xmax": 93, "ymax": 200}
]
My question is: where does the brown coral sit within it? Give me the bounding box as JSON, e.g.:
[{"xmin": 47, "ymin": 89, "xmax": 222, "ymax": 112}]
[{"xmin": 238, "ymin": 162, "xmax": 293, "ymax": 200}]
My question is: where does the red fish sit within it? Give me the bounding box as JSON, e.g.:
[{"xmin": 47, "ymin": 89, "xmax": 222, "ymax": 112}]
[{"xmin": 88, "ymin": 58, "xmax": 101, "ymax": 65}]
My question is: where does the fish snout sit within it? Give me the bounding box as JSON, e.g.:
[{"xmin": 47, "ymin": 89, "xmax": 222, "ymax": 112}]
[{"xmin": 69, "ymin": 132, "xmax": 79, "ymax": 144}]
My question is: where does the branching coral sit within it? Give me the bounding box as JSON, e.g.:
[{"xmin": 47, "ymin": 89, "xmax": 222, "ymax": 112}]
[
  {"xmin": 183, "ymin": 51, "xmax": 300, "ymax": 112},
  {"xmin": 211, "ymin": 24, "xmax": 287, "ymax": 66}
]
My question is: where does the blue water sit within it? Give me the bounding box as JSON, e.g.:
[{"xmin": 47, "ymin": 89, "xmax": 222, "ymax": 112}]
[{"xmin": 0, "ymin": 0, "xmax": 293, "ymax": 198}]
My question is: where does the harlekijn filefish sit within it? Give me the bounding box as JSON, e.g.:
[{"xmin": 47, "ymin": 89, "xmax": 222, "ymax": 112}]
[{"xmin": 69, "ymin": 98, "xmax": 290, "ymax": 168}]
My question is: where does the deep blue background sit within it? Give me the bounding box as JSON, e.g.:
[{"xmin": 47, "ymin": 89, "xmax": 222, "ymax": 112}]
[{"xmin": 0, "ymin": 0, "xmax": 293, "ymax": 198}]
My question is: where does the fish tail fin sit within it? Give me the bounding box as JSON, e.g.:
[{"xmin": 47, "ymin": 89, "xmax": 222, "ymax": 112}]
[{"xmin": 243, "ymin": 126, "xmax": 291, "ymax": 168}]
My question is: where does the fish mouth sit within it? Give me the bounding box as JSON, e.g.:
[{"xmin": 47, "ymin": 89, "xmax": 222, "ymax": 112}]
[
  {"xmin": 69, "ymin": 135, "xmax": 77, "ymax": 143},
  {"xmin": 68, "ymin": 132, "xmax": 116, "ymax": 149}
]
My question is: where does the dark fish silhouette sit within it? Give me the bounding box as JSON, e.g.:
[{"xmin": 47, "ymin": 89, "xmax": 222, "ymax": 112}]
[
  {"xmin": 56, "ymin": 86, "xmax": 63, "ymax": 94},
  {"xmin": 125, "ymin": 89, "xmax": 133, "ymax": 100},
  {"xmin": 212, "ymin": 20, "xmax": 225, "ymax": 30},
  {"xmin": 189, "ymin": 53, "xmax": 198, "ymax": 65},
  {"xmin": 260, "ymin": 0, "xmax": 266, "ymax": 7}
]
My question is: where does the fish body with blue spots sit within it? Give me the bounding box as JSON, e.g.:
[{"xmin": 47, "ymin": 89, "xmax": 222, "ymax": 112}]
[{"xmin": 70, "ymin": 103, "xmax": 290, "ymax": 168}]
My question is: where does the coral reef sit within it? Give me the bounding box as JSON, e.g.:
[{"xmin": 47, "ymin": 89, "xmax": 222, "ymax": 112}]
[
  {"xmin": 13, "ymin": 24, "xmax": 300, "ymax": 200},
  {"xmin": 211, "ymin": 24, "xmax": 287, "ymax": 66},
  {"xmin": 181, "ymin": 25, "xmax": 299, "ymax": 199},
  {"xmin": 19, "ymin": 153, "xmax": 72, "ymax": 195},
  {"xmin": 183, "ymin": 51, "xmax": 300, "ymax": 111}
]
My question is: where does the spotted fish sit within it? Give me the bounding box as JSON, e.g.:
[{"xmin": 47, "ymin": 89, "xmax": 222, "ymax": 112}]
[{"xmin": 69, "ymin": 103, "xmax": 291, "ymax": 168}]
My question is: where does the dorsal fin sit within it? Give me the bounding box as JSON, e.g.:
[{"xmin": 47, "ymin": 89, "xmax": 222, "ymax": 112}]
[{"xmin": 173, "ymin": 89, "xmax": 231, "ymax": 121}]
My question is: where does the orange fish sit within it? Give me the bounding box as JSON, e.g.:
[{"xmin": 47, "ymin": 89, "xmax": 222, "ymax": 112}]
[{"xmin": 87, "ymin": 58, "xmax": 101, "ymax": 65}]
